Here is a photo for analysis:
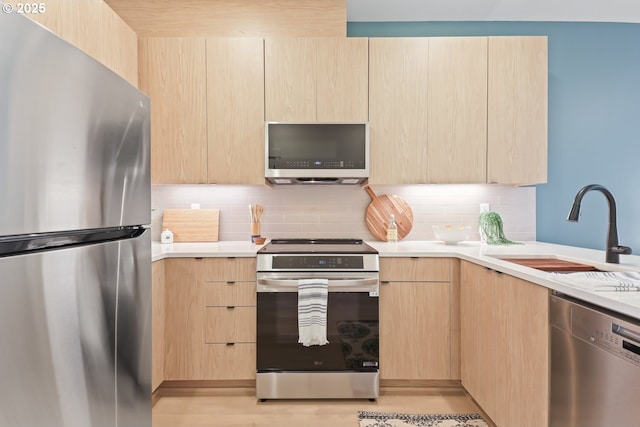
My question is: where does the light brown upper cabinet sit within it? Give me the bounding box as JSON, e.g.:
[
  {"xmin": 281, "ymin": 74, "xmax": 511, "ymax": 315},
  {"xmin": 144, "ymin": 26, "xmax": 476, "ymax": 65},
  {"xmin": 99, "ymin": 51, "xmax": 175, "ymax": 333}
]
[
  {"xmin": 265, "ymin": 38, "xmax": 368, "ymax": 122},
  {"xmin": 99, "ymin": 1, "xmax": 138, "ymax": 87},
  {"xmin": 140, "ymin": 37, "xmax": 265, "ymax": 184},
  {"xmin": 207, "ymin": 38, "xmax": 265, "ymax": 184},
  {"xmin": 28, "ymin": 0, "xmax": 138, "ymax": 87},
  {"xmin": 369, "ymin": 38, "xmax": 429, "ymax": 184},
  {"xmin": 427, "ymin": 37, "xmax": 488, "ymax": 183},
  {"xmin": 488, "ymin": 36, "xmax": 548, "ymax": 185},
  {"xmin": 139, "ymin": 37, "xmax": 208, "ymax": 184},
  {"xmin": 370, "ymin": 36, "xmax": 547, "ymax": 185}
]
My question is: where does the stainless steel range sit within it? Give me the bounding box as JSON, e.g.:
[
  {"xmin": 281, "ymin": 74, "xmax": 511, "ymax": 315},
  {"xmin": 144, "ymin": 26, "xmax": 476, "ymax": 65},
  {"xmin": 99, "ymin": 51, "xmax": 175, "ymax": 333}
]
[{"xmin": 256, "ymin": 238, "xmax": 380, "ymax": 400}]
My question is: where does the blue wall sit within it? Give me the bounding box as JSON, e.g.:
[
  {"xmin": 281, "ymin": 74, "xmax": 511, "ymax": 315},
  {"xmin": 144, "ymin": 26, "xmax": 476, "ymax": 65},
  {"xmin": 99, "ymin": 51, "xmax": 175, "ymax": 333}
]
[{"xmin": 349, "ymin": 22, "xmax": 640, "ymax": 254}]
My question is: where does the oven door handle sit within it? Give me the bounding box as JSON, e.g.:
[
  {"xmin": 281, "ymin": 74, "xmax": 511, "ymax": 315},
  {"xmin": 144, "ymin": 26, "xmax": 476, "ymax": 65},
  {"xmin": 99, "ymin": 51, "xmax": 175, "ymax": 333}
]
[{"xmin": 257, "ymin": 277, "xmax": 378, "ymax": 292}]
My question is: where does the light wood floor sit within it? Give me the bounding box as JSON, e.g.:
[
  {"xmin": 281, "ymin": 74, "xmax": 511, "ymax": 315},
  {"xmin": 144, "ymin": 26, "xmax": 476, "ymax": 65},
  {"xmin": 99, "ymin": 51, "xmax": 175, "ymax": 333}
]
[{"xmin": 152, "ymin": 386, "xmax": 491, "ymax": 427}]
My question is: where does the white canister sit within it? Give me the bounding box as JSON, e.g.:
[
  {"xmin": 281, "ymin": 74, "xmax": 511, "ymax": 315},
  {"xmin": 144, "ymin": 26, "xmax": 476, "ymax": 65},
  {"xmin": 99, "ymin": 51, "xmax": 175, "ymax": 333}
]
[{"xmin": 160, "ymin": 228, "xmax": 174, "ymax": 244}]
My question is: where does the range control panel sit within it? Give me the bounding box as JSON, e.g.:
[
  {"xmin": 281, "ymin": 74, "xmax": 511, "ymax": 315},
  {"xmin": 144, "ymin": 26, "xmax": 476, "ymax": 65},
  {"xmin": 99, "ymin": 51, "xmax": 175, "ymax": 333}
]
[{"xmin": 272, "ymin": 255, "xmax": 364, "ymax": 270}]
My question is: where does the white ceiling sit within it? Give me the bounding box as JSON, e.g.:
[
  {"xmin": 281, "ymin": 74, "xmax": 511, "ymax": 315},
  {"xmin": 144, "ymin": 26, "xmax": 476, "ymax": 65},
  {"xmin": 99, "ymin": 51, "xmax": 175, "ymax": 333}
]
[{"xmin": 347, "ymin": 0, "xmax": 640, "ymax": 23}]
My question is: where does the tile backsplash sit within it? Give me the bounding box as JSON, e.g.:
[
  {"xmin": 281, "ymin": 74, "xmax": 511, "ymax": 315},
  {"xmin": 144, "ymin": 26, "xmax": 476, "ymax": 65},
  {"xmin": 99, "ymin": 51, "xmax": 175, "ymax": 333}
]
[{"xmin": 151, "ymin": 184, "xmax": 536, "ymax": 242}]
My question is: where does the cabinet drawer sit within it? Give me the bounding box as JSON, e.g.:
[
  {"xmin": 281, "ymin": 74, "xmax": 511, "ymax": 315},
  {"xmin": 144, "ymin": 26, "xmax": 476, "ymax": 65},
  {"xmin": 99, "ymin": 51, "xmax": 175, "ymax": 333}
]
[
  {"xmin": 204, "ymin": 281, "xmax": 256, "ymax": 306},
  {"xmin": 203, "ymin": 343, "xmax": 256, "ymax": 380},
  {"xmin": 205, "ymin": 306, "xmax": 256, "ymax": 343},
  {"xmin": 170, "ymin": 257, "xmax": 256, "ymax": 282},
  {"xmin": 380, "ymin": 257, "xmax": 451, "ymax": 282}
]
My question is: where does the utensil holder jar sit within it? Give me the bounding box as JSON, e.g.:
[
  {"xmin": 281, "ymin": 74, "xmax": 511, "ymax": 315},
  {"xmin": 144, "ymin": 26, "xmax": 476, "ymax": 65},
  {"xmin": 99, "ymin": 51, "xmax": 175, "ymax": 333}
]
[{"xmin": 250, "ymin": 222, "xmax": 260, "ymax": 242}]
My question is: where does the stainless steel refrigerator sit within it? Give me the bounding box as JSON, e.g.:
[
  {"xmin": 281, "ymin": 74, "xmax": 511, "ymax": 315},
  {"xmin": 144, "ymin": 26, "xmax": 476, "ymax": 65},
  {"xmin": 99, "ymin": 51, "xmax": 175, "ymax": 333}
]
[{"xmin": 0, "ymin": 10, "xmax": 151, "ymax": 427}]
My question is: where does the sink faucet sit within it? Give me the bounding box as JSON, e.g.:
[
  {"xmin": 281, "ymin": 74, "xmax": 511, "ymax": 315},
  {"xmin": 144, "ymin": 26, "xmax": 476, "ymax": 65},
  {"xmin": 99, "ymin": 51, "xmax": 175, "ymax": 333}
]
[{"xmin": 567, "ymin": 184, "xmax": 632, "ymax": 264}]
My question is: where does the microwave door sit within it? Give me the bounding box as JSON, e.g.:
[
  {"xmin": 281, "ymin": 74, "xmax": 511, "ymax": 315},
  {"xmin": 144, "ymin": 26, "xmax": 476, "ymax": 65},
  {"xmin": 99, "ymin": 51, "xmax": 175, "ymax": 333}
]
[{"xmin": 265, "ymin": 122, "xmax": 369, "ymax": 184}]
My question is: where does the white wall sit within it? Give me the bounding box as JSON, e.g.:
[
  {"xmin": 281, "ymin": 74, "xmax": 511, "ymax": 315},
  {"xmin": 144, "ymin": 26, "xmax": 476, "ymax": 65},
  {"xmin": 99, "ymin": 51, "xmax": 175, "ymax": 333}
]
[{"xmin": 152, "ymin": 184, "xmax": 535, "ymax": 243}]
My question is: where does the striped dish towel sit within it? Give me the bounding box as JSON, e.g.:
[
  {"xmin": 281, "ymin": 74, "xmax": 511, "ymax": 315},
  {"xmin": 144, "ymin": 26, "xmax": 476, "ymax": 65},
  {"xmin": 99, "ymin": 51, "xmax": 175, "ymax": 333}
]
[
  {"xmin": 298, "ymin": 278, "xmax": 329, "ymax": 346},
  {"xmin": 549, "ymin": 271, "xmax": 640, "ymax": 292}
]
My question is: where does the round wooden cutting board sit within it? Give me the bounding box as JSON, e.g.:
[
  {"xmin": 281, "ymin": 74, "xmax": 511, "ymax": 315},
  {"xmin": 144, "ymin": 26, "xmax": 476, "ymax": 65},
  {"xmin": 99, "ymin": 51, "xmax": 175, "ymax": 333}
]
[{"xmin": 364, "ymin": 185, "xmax": 414, "ymax": 241}]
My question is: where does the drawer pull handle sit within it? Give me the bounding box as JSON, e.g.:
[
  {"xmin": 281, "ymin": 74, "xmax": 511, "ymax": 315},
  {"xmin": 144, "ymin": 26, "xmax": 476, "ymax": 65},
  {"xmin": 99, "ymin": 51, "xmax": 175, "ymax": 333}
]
[
  {"xmin": 226, "ymin": 281, "xmax": 236, "ymax": 285},
  {"xmin": 381, "ymin": 281, "xmax": 390, "ymax": 285},
  {"xmin": 226, "ymin": 342, "xmax": 235, "ymax": 346},
  {"xmin": 226, "ymin": 306, "xmax": 235, "ymax": 310}
]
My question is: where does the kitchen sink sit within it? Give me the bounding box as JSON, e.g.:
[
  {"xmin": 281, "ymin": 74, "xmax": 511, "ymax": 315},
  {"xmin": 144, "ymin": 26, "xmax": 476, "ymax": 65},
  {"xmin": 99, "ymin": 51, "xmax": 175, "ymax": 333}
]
[
  {"xmin": 492, "ymin": 256, "xmax": 640, "ymax": 290},
  {"xmin": 490, "ymin": 256, "xmax": 602, "ymax": 273}
]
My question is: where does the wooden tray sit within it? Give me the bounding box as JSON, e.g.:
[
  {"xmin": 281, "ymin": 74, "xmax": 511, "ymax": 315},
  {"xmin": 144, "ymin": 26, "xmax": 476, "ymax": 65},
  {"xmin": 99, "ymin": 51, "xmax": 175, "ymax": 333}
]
[
  {"xmin": 162, "ymin": 209, "xmax": 220, "ymax": 242},
  {"xmin": 364, "ymin": 185, "xmax": 413, "ymax": 241}
]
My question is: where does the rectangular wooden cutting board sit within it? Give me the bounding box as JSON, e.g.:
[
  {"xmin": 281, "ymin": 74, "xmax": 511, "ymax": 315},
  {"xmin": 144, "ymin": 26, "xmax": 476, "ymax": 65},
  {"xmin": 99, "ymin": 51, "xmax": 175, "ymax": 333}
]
[{"xmin": 162, "ymin": 209, "xmax": 220, "ymax": 242}]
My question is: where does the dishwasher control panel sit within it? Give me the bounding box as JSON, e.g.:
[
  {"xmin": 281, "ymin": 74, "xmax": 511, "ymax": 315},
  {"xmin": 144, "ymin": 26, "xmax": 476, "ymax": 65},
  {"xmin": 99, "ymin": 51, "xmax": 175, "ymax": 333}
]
[{"xmin": 571, "ymin": 302, "xmax": 640, "ymax": 367}]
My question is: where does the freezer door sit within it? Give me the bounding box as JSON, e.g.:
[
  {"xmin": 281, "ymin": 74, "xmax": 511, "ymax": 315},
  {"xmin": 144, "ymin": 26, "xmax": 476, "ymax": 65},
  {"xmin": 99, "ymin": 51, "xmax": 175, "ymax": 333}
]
[
  {"xmin": 0, "ymin": 12, "xmax": 150, "ymax": 235},
  {"xmin": 0, "ymin": 231, "xmax": 151, "ymax": 427}
]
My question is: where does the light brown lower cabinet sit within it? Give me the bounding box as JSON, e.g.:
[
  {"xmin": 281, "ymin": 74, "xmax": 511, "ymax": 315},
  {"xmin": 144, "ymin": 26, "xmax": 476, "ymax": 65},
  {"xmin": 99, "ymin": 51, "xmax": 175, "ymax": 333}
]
[
  {"xmin": 379, "ymin": 258, "xmax": 455, "ymax": 380},
  {"xmin": 460, "ymin": 261, "xmax": 549, "ymax": 427},
  {"xmin": 163, "ymin": 258, "xmax": 257, "ymax": 382},
  {"xmin": 152, "ymin": 260, "xmax": 166, "ymax": 392},
  {"xmin": 203, "ymin": 343, "xmax": 256, "ymax": 380}
]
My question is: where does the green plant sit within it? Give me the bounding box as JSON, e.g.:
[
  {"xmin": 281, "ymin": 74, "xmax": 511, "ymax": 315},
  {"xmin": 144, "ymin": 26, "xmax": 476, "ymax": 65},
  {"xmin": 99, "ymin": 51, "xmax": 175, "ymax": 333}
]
[{"xmin": 478, "ymin": 211, "xmax": 522, "ymax": 246}]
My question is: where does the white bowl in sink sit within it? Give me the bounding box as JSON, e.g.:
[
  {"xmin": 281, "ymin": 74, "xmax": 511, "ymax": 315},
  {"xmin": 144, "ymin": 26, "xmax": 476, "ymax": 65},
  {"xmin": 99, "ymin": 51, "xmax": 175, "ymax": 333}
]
[{"xmin": 433, "ymin": 225, "xmax": 472, "ymax": 244}]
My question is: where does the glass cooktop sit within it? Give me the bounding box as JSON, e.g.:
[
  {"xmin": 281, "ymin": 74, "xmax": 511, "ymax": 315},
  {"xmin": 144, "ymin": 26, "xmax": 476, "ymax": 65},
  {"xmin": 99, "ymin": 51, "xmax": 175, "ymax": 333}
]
[{"xmin": 257, "ymin": 238, "xmax": 378, "ymax": 255}]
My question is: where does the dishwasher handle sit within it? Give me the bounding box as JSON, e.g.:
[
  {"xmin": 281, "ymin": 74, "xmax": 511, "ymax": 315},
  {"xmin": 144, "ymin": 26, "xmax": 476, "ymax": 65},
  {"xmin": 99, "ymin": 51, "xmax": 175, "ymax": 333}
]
[{"xmin": 612, "ymin": 324, "xmax": 640, "ymax": 345}]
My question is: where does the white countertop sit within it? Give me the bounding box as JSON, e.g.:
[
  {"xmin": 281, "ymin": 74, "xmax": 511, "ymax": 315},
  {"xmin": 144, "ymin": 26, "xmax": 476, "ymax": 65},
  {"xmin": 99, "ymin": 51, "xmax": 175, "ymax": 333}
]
[
  {"xmin": 152, "ymin": 240, "xmax": 640, "ymax": 319},
  {"xmin": 152, "ymin": 241, "xmax": 264, "ymax": 260}
]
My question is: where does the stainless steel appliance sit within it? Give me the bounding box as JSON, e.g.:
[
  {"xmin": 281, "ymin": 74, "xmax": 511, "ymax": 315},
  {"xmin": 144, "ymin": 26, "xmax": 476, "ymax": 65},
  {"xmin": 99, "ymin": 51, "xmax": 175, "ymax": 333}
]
[
  {"xmin": 256, "ymin": 239, "xmax": 379, "ymax": 399},
  {"xmin": 265, "ymin": 122, "xmax": 369, "ymax": 185},
  {"xmin": 550, "ymin": 293, "xmax": 640, "ymax": 427},
  {"xmin": 0, "ymin": 11, "xmax": 151, "ymax": 427}
]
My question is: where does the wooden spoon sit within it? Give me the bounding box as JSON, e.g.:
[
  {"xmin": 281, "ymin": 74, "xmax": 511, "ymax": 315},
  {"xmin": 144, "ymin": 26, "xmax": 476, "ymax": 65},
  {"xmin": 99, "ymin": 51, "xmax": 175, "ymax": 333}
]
[{"xmin": 255, "ymin": 204, "xmax": 264, "ymax": 222}]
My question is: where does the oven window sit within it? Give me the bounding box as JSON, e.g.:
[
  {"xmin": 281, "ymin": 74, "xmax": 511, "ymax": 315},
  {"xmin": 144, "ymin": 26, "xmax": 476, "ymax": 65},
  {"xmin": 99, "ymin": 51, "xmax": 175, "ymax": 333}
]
[{"xmin": 257, "ymin": 292, "xmax": 379, "ymax": 372}]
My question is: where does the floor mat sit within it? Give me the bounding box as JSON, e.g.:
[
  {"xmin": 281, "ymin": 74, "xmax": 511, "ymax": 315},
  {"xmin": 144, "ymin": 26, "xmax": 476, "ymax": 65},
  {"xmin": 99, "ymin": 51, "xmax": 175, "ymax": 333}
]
[{"xmin": 358, "ymin": 411, "xmax": 489, "ymax": 427}]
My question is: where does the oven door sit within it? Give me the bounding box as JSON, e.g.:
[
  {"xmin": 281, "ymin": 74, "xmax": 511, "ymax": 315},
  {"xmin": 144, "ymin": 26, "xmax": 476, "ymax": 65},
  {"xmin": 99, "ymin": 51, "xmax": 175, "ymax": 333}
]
[{"xmin": 256, "ymin": 272, "xmax": 379, "ymax": 373}]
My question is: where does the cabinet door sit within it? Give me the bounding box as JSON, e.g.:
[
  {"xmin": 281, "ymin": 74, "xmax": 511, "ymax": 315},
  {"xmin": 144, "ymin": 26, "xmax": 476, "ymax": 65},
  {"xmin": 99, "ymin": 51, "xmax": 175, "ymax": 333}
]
[
  {"xmin": 427, "ymin": 37, "xmax": 488, "ymax": 183},
  {"xmin": 488, "ymin": 36, "xmax": 548, "ymax": 185},
  {"xmin": 369, "ymin": 38, "xmax": 429, "ymax": 184},
  {"xmin": 316, "ymin": 38, "xmax": 369, "ymax": 122},
  {"xmin": 207, "ymin": 38, "xmax": 265, "ymax": 184},
  {"xmin": 205, "ymin": 307, "xmax": 256, "ymax": 343},
  {"xmin": 29, "ymin": 1, "xmax": 137, "ymax": 87},
  {"xmin": 380, "ymin": 257, "xmax": 451, "ymax": 282},
  {"xmin": 139, "ymin": 37, "xmax": 208, "ymax": 184},
  {"xmin": 28, "ymin": 0, "xmax": 63, "ymax": 35},
  {"xmin": 190, "ymin": 257, "xmax": 257, "ymax": 282},
  {"xmin": 203, "ymin": 344, "xmax": 256, "ymax": 380},
  {"xmin": 100, "ymin": 2, "xmax": 138, "ymax": 86},
  {"xmin": 460, "ymin": 261, "xmax": 497, "ymax": 420},
  {"xmin": 380, "ymin": 281, "xmax": 450, "ymax": 380},
  {"xmin": 495, "ymin": 274, "xmax": 549, "ymax": 427},
  {"xmin": 151, "ymin": 260, "xmax": 165, "ymax": 391},
  {"xmin": 265, "ymin": 38, "xmax": 316, "ymax": 122},
  {"xmin": 59, "ymin": 0, "xmax": 103, "ymax": 62},
  {"xmin": 163, "ymin": 259, "xmax": 205, "ymax": 380}
]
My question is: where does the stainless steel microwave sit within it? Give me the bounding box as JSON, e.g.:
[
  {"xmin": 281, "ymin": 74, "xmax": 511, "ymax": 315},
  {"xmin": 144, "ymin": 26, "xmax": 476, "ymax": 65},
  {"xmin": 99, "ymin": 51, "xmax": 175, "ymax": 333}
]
[{"xmin": 265, "ymin": 122, "xmax": 369, "ymax": 185}]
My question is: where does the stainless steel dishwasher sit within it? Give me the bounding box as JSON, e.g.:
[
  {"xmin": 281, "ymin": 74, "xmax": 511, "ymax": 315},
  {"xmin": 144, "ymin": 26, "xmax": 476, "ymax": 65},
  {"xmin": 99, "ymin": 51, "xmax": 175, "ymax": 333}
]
[{"xmin": 550, "ymin": 293, "xmax": 640, "ymax": 427}]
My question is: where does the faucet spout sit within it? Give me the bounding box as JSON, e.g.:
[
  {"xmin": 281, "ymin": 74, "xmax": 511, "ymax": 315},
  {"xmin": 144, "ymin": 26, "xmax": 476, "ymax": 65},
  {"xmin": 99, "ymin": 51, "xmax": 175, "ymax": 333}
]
[{"xmin": 567, "ymin": 184, "xmax": 632, "ymax": 263}]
